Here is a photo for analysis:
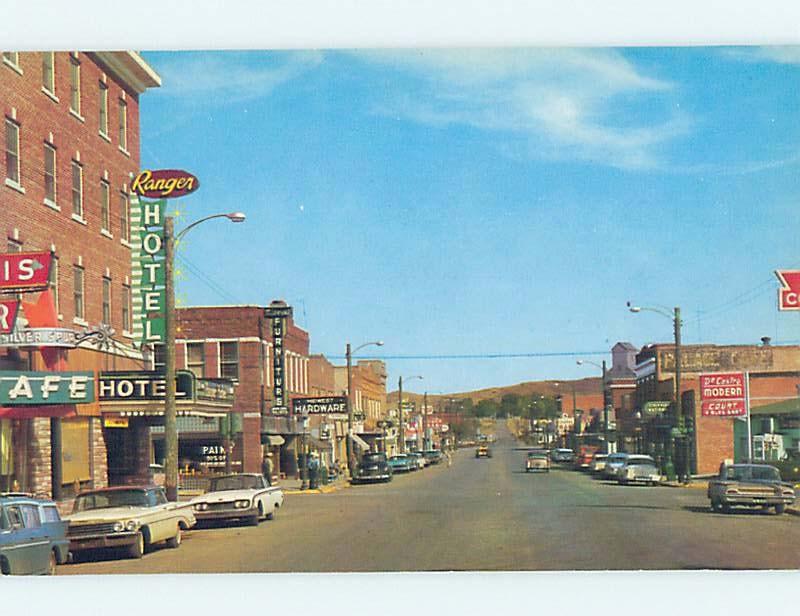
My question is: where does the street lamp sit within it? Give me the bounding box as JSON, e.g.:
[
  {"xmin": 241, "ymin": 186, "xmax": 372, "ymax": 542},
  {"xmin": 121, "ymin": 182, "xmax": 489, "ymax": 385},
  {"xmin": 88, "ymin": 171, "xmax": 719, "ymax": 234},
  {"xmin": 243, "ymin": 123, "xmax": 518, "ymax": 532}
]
[
  {"xmin": 577, "ymin": 359, "xmax": 610, "ymax": 447},
  {"xmin": 627, "ymin": 301, "xmax": 688, "ymax": 481},
  {"xmin": 164, "ymin": 211, "xmax": 246, "ymax": 502},
  {"xmin": 345, "ymin": 340, "xmax": 383, "ymax": 477},
  {"xmin": 398, "ymin": 375, "xmax": 423, "ymax": 454}
]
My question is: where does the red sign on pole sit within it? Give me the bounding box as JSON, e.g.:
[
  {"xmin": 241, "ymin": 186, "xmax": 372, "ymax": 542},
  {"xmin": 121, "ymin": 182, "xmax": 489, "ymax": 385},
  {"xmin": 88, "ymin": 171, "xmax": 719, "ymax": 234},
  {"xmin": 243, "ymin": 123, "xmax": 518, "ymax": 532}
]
[
  {"xmin": 700, "ymin": 372, "xmax": 747, "ymax": 417},
  {"xmin": 0, "ymin": 252, "xmax": 52, "ymax": 291},
  {"xmin": 0, "ymin": 299, "xmax": 19, "ymax": 333},
  {"xmin": 775, "ymin": 270, "xmax": 800, "ymax": 311}
]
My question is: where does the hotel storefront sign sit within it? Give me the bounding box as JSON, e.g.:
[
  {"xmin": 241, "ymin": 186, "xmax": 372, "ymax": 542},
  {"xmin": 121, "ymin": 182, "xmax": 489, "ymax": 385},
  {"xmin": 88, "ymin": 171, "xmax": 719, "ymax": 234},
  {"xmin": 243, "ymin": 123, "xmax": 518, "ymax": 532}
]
[{"xmin": 99, "ymin": 371, "xmax": 194, "ymax": 402}]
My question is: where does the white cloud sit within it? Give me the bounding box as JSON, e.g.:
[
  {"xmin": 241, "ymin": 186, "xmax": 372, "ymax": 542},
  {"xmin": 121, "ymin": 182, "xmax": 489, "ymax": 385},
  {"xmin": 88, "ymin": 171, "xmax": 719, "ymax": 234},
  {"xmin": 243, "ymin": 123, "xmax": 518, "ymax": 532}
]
[
  {"xmin": 357, "ymin": 48, "xmax": 685, "ymax": 170},
  {"xmin": 152, "ymin": 51, "xmax": 324, "ymax": 101}
]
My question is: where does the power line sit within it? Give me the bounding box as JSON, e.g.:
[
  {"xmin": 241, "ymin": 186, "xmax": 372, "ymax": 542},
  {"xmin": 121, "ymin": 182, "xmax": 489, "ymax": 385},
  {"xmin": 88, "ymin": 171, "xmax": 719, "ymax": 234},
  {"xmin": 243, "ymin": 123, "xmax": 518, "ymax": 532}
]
[{"xmin": 324, "ymin": 351, "xmax": 610, "ymax": 360}]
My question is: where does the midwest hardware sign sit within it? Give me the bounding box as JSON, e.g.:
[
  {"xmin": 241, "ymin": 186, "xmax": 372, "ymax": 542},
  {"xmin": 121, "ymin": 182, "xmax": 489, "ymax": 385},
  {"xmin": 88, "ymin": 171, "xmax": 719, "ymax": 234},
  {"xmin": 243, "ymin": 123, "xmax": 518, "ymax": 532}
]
[
  {"xmin": 98, "ymin": 371, "xmax": 194, "ymax": 402},
  {"xmin": 0, "ymin": 371, "xmax": 94, "ymax": 405},
  {"xmin": 0, "ymin": 252, "xmax": 53, "ymax": 292},
  {"xmin": 700, "ymin": 372, "xmax": 747, "ymax": 417},
  {"xmin": 292, "ymin": 396, "xmax": 348, "ymax": 415},
  {"xmin": 130, "ymin": 196, "xmax": 166, "ymax": 344}
]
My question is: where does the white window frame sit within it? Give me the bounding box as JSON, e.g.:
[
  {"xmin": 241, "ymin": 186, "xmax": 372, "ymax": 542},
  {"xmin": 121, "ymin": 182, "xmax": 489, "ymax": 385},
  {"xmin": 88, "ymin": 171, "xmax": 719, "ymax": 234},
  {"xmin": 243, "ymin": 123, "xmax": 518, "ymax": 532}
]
[
  {"xmin": 101, "ymin": 276, "xmax": 111, "ymax": 325},
  {"xmin": 119, "ymin": 191, "xmax": 130, "ymax": 244},
  {"xmin": 100, "ymin": 179, "xmax": 111, "ymax": 235},
  {"xmin": 121, "ymin": 283, "xmax": 131, "ymax": 334},
  {"xmin": 3, "ymin": 52, "xmax": 22, "ymax": 75},
  {"xmin": 50, "ymin": 256, "xmax": 60, "ymax": 318},
  {"xmin": 43, "ymin": 142, "xmax": 57, "ymax": 208},
  {"xmin": 41, "ymin": 52, "xmax": 56, "ymax": 98},
  {"xmin": 71, "ymin": 160, "xmax": 84, "ymax": 220},
  {"xmin": 69, "ymin": 56, "xmax": 82, "ymax": 119},
  {"xmin": 73, "ymin": 264, "xmax": 85, "ymax": 322},
  {"xmin": 4, "ymin": 118, "xmax": 22, "ymax": 190},
  {"xmin": 98, "ymin": 81, "xmax": 109, "ymax": 138},
  {"xmin": 118, "ymin": 98, "xmax": 128, "ymax": 153}
]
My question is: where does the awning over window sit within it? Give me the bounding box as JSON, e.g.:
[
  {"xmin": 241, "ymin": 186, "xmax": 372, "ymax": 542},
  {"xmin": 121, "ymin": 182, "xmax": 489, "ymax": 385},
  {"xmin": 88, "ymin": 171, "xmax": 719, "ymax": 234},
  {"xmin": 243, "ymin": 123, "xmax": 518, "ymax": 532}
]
[
  {"xmin": 0, "ymin": 404, "xmax": 78, "ymax": 419},
  {"xmin": 266, "ymin": 435, "xmax": 285, "ymax": 446},
  {"xmin": 350, "ymin": 433, "xmax": 370, "ymax": 451}
]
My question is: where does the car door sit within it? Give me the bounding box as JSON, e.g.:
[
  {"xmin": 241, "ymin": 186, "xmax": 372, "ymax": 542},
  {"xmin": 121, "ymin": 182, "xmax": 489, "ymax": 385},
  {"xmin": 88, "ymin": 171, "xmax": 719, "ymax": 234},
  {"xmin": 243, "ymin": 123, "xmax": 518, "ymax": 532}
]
[{"xmin": 145, "ymin": 489, "xmax": 172, "ymax": 542}]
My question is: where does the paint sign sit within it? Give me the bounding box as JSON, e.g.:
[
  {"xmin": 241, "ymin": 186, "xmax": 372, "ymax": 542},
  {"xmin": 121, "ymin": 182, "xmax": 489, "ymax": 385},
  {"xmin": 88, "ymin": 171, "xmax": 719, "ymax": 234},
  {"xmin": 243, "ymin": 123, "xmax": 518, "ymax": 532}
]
[
  {"xmin": 130, "ymin": 196, "xmax": 166, "ymax": 344},
  {"xmin": 0, "ymin": 252, "xmax": 52, "ymax": 292},
  {"xmin": 0, "ymin": 371, "xmax": 94, "ymax": 405},
  {"xmin": 131, "ymin": 169, "xmax": 199, "ymax": 199},
  {"xmin": 0, "ymin": 300, "xmax": 20, "ymax": 334},
  {"xmin": 700, "ymin": 372, "xmax": 746, "ymax": 417}
]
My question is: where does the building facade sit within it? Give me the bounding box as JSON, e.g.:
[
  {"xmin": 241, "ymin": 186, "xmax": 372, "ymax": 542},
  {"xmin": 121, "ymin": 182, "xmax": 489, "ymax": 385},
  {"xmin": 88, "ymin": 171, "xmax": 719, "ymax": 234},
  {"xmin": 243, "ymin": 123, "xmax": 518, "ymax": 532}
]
[{"xmin": 0, "ymin": 51, "xmax": 159, "ymax": 498}]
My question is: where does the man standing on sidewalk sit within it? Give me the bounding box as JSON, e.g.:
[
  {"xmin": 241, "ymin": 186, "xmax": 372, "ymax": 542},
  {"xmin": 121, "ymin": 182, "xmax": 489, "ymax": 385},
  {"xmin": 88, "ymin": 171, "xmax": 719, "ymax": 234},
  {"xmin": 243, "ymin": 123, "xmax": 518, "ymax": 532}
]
[{"xmin": 262, "ymin": 452, "xmax": 276, "ymax": 485}]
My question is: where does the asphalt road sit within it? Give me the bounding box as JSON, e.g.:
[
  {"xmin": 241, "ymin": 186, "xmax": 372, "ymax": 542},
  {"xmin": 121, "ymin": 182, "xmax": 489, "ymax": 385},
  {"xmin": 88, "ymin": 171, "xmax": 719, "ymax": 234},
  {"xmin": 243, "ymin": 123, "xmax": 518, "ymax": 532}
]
[{"xmin": 60, "ymin": 422, "xmax": 800, "ymax": 573}]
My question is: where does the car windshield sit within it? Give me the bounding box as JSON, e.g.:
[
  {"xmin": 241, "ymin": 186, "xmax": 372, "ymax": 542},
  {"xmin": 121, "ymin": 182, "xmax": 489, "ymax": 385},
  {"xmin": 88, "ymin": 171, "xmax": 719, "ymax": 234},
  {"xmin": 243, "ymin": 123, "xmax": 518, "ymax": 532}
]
[
  {"xmin": 627, "ymin": 456, "xmax": 655, "ymax": 465},
  {"xmin": 210, "ymin": 475, "xmax": 262, "ymax": 492},
  {"xmin": 363, "ymin": 454, "xmax": 385, "ymax": 463},
  {"xmin": 727, "ymin": 465, "xmax": 781, "ymax": 482},
  {"xmin": 73, "ymin": 489, "xmax": 149, "ymax": 512}
]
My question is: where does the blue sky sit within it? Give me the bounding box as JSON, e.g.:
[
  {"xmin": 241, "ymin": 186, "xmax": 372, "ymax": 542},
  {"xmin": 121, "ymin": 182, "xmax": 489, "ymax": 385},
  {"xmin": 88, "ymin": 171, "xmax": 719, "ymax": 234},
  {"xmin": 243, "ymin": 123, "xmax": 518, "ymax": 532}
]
[{"xmin": 139, "ymin": 47, "xmax": 800, "ymax": 393}]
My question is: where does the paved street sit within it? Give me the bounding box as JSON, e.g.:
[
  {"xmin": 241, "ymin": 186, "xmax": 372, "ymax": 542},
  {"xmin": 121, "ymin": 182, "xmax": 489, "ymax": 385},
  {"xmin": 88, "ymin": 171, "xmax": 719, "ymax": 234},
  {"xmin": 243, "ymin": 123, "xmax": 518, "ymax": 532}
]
[{"xmin": 59, "ymin": 422, "xmax": 800, "ymax": 573}]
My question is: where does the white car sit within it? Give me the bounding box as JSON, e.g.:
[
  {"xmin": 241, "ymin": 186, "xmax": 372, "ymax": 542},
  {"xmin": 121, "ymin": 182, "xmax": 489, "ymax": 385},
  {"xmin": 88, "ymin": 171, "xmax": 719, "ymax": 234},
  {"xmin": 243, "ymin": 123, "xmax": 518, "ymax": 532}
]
[
  {"xmin": 191, "ymin": 474, "xmax": 283, "ymax": 525},
  {"xmin": 617, "ymin": 455, "xmax": 662, "ymax": 485}
]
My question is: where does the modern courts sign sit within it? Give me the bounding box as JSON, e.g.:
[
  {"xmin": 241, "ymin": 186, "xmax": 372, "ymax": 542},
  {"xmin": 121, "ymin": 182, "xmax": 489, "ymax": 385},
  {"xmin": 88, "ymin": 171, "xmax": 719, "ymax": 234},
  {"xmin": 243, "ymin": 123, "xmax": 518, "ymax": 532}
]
[
  {"xmin": 699, "ymin": 372, "xmax": 747, "ymax": 417},
  {"xmin": 130, "ymin": 170, "xmax": 198, "ymax": 346}
]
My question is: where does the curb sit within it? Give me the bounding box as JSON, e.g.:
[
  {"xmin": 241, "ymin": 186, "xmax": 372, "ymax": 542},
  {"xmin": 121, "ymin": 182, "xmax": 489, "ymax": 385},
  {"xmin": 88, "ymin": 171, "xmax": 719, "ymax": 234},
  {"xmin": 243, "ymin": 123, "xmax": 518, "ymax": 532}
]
[
  {"xmin": 659, "ymin": 481, "xmax": 708, "ymax": 490},
  {"xmin": 284, "ymin": 482, "xmax": 350, "ymax": 495}
]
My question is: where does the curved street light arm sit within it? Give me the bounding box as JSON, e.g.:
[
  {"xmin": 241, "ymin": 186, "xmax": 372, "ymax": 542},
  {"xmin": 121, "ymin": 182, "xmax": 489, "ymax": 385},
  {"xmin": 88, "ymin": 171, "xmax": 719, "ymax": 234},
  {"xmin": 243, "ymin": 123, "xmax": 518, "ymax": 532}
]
[{"xmin": 175, "ymin": 212, "xmax": 245, "ymax": 243}]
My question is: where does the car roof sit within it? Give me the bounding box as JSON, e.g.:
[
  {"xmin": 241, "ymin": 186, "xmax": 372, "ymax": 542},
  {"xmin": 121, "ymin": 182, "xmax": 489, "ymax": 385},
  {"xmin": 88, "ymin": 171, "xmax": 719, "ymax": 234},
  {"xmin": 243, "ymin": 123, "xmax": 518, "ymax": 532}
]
[
  {"xmin": 76, "ymin": 485, "xmax": 157, "ymax": 496},
  {"xmin": 0, "ymin": 494, "xmax": 56, "ymax": 505}
]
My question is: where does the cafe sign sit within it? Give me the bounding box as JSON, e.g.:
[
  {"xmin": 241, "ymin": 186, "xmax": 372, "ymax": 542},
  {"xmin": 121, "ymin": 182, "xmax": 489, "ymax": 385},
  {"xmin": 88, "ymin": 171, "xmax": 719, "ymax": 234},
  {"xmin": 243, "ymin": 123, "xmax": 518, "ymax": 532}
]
[{"xmin": 0, "ymin": 371, "xmax": 94, "ymax": 405}]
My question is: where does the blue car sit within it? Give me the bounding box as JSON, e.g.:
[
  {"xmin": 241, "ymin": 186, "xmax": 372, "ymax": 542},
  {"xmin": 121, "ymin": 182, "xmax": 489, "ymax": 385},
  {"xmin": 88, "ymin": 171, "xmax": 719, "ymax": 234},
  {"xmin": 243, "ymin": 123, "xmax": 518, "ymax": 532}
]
[
  {"xmin": 388, "ymin": 455, "xmax": 415, "ymax": 473},
  {"xmin": 1, "ymin": 494, "xmax": 67, "ymax": 575}
]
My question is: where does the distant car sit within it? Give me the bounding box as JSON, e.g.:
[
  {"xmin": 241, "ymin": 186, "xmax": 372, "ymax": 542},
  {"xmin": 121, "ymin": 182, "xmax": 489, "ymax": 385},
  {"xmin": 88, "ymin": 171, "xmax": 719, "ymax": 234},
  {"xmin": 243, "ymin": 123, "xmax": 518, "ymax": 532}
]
[
  {"xmin": 65, "ymin": 486, "xmax": 196, "ymax": 560},
  {"xmin": 708, "ymin": 463, "xmax": 796, "ymax": 514},
  {"xmin": 475, "ymin": 445, "xmax": 492, "ymax": 459},
  {"xmin": 191, "ymin": 473, "xmax": 283, "ymax": 525},
  {"xmin": 388, "ymin": 455, "xmax": 416, "ymax": 473},
  {"xmin": 423, "ymin": 450, "xmax": 444, "ymax": 465},
  {"xmin": 589, "ymin": 453, "xmax": 608, "ymax": 475},
  {"xmin": 617, "ymin": 455, "xmax": 661, "ymax": 485},
  {"xmin": 352, "ymin": 452, "xmax": 393, "ymax": 484},
  {"xmin": 0, "ymin": 494, "xmax": 64, "ymax": 575},
  {"xmin": 550, "ymin": 449, "xmax": 575, "ymax": 464},
  {"xmin": 526, "ymin": 451, "xmax": 550, "ymax": 473},
  {"xmin": 406, "ymin": 451, "xmax": 427, "ymax": 470},
  {"xmin": 602, "ymin": 452, "xmax": 630, "ymax": 479}
]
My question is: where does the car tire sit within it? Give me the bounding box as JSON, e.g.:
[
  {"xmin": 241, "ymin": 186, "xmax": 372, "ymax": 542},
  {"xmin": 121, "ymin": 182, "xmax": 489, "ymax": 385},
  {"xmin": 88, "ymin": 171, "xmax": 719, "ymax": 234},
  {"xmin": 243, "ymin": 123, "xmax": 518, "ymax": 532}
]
[
  {"xmin": 165, "ymin": 527, "xmax": 181, "ymax": 549},
  {"xmin": 258, "ymin": 502, "xmax": 265, "ymax": 521},
  {"xmin": 46, "ymin": 550, "xmax": 57, "ymax": 576},
  {"xmin": 721, "ymin": 502, "xmax": 731, "ymax": 514},
  {"xmin": 775, "ymin": 503, "xmax": 786, "ymax": 515},
  {"xmin": 127, "ymin": 531, "xmax": 145, "ymax": 559},
  {"xmin": 266, "ymin": 505, "xmax": 276, "ymax": 521}
]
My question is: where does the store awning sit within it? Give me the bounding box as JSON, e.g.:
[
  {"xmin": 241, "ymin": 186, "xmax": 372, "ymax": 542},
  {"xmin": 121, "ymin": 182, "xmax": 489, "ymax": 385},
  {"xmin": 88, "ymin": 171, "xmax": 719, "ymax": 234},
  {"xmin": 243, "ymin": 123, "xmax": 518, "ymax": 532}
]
[
  {"xmin": 350, "ymin": 433, "xmax": 370, "ymax": 451},
  {"xmin": 265, "ymin": 435, "xmax": 285, "ymax": 446},
  {"xmin": 0, "ymin": 405, "xmax": 78, "ymax": 419}
]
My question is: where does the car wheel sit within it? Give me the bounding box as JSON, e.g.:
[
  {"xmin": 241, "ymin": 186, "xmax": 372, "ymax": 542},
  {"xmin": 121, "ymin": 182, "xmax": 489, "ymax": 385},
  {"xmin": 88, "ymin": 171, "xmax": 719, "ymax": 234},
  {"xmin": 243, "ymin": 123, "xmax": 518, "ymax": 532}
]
[
  {"xmin": 165, "ymin": 526, "xmax": 182, "ymax": 549},
  {"xmin": 46, "ymin": 550, "xmax": 57, "ymax": 576},
  {"xmin": 266, "ymin": 505, "xmax": 276, "ymax": 521},
  {"xmin": 258, "ymin": 502, "xmax": 265, "ymax": 520},
  {"xmin": 127, "ymin": 531, "xmax": 145, "ymax": 559},
  {"xmin": 721, "ymin": 502, "xmax": 731, "ymax": 514},
  {"xmin": 775, "ymin": 503, "xmax": 786, "ymax": 515}
]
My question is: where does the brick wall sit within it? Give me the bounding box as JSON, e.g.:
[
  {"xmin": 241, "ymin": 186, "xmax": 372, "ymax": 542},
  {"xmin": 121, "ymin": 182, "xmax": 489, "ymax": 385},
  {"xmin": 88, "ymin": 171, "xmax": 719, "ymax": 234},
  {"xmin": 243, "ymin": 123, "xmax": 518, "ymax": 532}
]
[
  {"xmin": 90, "ymin": 417, "xmax": 108, "ymax": 489},
  {"xmin": 28, "ymin": 418, "xmax": 52, "ymax": 496}
]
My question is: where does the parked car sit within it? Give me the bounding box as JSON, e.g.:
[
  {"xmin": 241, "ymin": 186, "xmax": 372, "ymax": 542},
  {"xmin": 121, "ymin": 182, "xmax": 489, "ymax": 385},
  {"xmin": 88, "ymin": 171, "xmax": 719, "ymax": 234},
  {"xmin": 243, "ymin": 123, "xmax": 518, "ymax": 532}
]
[
  {"xmin": 423, "ymin": 450, "xmax": 444, "ymax": 465},
  {"xmin": 0, "ymin": 494, "xmax": 64, "ymax": 575},
  {"xmin": 708, "ymin": 463, "xmax": 796, "ymax": 514},
  {"xmin": 475, "ymin": 445, "xmax": 492, "ymax": 459},
  {"xmin": 388, "ymin": 455, "xmax": 416, "ymax": 473},
  {"xmin": 64, "ymin": 486, "xmax": 196, "ymax": 560},
  {"xmin": 351, "ymin": 452, "xmax": 393, "ymax": 484},
  {"xmin": 526, "ymin": 451, "xmax": 550, "ymax": 473},
  {"xmin": 575, "ymin": 446, "xmax": 601, "ymax": 470},
  {"xmin": 617, "ymin": 455, "xmax": 661, "ymax": 485},
  {"xmin": 550, "ymin": 449, "xmax": 575, "ymax": 464},
  {"xmin": 191, "ymin": 473, "xmax": 283, "ymax": 525},
  {"xmin": 406, "ymin": 451, "xmax": 427, "ymax": 470},
  {"xmin": 602, "ymin": 452, "xmax": 630, "ymax": 479},
  {"xmin": 589, "ymin": 453, "xmax": 608, "ymax": 475}
]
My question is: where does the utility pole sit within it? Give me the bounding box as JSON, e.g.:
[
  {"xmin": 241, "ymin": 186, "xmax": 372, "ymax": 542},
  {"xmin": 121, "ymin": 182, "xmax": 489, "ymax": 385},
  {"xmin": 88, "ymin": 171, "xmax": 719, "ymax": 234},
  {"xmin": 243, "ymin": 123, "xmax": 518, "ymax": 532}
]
[
  {"xmin": 674, "ymin": 306, "xmax": 682, "ymax": 424},
  {"xmin": 398, "ymin": 376, "xmax": 404, "ymax": 454},
  {"xmin": 422, "ymin": 391, "xmax": 428, "ymax": 450},
  {"xmin": 164, "ymin": 216, "xmax": 178, "ymax": 502},
  {"xmin": 346, "ymin": 343, "xmax": 354, "ymax": 477},
  {"xmin": 602, "ymin": 359, "xmax": 609, "ymax": 442}
]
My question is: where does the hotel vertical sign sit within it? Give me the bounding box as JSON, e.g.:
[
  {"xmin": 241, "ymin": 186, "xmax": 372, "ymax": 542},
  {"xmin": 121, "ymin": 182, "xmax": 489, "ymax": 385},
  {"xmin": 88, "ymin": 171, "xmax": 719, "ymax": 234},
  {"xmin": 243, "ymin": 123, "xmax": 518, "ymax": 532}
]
[
  {"xmin": 130, "ymin": 195, "xmax": 166, "ymax": 344},
  {"xmin": 264, "ymin": 301, "xmax": 292, "ymax": 416}
]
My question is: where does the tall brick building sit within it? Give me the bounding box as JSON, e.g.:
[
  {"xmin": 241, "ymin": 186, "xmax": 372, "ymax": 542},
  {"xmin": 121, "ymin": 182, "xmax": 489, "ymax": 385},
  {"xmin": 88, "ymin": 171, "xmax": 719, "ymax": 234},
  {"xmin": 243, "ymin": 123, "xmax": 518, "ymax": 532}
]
[{"xmin": 0, "ymin": 51, "xmax": 160, "ymax": 497}]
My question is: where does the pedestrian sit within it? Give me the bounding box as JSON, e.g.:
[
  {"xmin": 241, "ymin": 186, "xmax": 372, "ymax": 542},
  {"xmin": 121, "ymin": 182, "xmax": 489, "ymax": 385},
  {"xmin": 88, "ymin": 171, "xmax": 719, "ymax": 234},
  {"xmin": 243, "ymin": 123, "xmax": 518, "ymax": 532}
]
[
  {"xmin": 308, "ymin": 452, "xmax": 320, "ymax": 489},
  {"xmin": 445, "ymin": 449, "xmax": 452, "ymax": 468},
  {"xmin": 262, "ymin": 451, "xmax": 275, "ymax": 485}
]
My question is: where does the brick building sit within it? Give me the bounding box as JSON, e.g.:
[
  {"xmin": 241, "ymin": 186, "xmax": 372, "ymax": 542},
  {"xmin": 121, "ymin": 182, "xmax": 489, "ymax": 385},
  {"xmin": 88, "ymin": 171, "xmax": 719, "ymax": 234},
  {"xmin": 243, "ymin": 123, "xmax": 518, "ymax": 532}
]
[
  {"xmin": 333, "ymin": 359, "xmax": 387, "ymax": 452},
  {"xmin": 0, "ymin": 51, "xmax": 159, "ymax": 497},
  {"xmin": 169, "ymin": 305, "xmax": 310, "ymax": 477},
  {"xmin": 633, "ymin": 341, "xmax": 800, "ymax": 474}
]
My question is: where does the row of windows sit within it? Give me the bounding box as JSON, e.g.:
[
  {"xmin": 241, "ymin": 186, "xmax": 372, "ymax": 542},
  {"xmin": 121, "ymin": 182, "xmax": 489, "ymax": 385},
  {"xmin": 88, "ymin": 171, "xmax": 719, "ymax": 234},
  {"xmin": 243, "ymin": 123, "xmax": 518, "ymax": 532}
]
[
  {"xmin": 153, "ymin": 342, "xmax": 240, "ymax": 380},
  {"xmin": 4, "ymin": 118, "xmax": 130, "ymax": 241},
  {"xmin": 2, "ymin": 52, "xmax": 128, "ymax": 152}
]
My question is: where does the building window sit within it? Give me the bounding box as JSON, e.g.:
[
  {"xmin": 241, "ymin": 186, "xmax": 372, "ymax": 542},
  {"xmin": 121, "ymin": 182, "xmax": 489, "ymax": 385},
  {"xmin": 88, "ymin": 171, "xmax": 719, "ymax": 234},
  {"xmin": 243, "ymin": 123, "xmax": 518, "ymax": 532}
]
[
  {"xmin": 71, "ymin": 161, "xmax": 83, "ymax": 217},
  {"xmin": 98, "ymin": 82, "xmax": 108, "ymax": 137},
  {"xmin": 186, "ymin": 343, "xmax": 205, "ymax": 378},
  {"xmin": 50, "ymin": 256, "xmax": 59, "ymax": 315},
  {"xmin": 2, "ymin": 52, "xmax": 20, "ymax": 71},
  {"xmin": 119, "ymin": 192, "xmax": 129, "ymax": 242},
  {"xmin": 121, "ymin": 284, "xmax": 130, "ymax": 332},
  {"xmin": 44, "ymin": 143, "xmax": 56, "ymax": 205},
  {"xmin": 118, "ymin": 99, "xmax": 127, "ymax": 151},
  {"xmin": 42, "ymin": 52, "xmax": 55, "ymax": 94},
  {"xmin": 69, "ymin": 56, "xmax": 81, "ymax": 115},
  {"xmin": 73, "ymin": 265, "xmax": 84, "ymax": 320},
  {"xmin": 100, "ymin": 180, "xmax": 110, "ymax": 232},
  {"xmin": 5, "ymin": 119, "xmax": 20, "ymax": 185},
  {"xmin": 220, "ymin": 342, "xmax": 239, "ymax": 380},
  {"xmin": 153, "ymin": 343, "xmax": 166, "ymax": 371},
  {"xmin": 101, "ymin": 277, "xmax": 111, "ymax": 325}
]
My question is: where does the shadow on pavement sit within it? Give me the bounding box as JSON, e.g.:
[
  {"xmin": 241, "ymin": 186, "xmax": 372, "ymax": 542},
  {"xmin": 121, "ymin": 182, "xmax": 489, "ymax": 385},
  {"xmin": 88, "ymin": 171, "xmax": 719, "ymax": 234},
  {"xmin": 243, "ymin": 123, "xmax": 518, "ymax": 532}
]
[{"xmin": 682, "ymin": 505, "xmax": 783, "ymax": 517}]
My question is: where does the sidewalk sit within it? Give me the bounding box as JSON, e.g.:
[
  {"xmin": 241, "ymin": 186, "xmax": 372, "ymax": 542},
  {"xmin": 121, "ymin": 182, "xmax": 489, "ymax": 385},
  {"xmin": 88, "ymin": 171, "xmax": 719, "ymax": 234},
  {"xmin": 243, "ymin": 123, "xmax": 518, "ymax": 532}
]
[{"xmin": 280, "ymin": 477, "xmax": 350, "ymax": 495}]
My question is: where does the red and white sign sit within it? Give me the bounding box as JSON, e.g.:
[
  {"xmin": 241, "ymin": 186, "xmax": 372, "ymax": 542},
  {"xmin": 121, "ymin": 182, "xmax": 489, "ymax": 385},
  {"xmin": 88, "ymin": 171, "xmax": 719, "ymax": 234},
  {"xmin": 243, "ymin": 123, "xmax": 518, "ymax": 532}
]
[
  {"xmin": 700, "ymin": 372, "xmax": 747, "ymax": 417},
  {"xmin": 0, "ymin": 300, "xmax": 19, "ymax": 333},
  {"xmin": 0, "ymin": 252, "xmax": 52, "ymax": 291},
  {"xmin": 776, "ymin": 270, "xmax": 800, "ymax": 311}
]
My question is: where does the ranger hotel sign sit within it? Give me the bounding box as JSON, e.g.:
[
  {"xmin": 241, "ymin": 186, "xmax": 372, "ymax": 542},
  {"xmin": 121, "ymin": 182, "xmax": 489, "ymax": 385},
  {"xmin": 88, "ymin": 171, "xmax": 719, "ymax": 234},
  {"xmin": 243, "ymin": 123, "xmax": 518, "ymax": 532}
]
[{"xmin": 292, "ymin": 396, "xmax": 348, "ymax": 416}]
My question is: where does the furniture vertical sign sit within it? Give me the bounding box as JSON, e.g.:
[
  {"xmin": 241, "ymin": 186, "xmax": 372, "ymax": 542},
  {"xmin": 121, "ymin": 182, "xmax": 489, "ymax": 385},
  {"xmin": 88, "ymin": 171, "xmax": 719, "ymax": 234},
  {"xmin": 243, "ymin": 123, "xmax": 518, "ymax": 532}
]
[
  {"xmin": 264, "ymin": 301, "xmax": 293, "ymax": 416},
  {"xmin": 130, "ymin": 196, "xmax": 167, "ymax": 345}
]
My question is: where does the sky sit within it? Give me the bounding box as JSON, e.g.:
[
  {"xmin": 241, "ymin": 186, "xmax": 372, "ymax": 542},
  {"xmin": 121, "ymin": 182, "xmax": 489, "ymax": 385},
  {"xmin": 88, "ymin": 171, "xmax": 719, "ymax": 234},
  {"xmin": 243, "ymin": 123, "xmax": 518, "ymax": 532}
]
[{"xmin": 139, "ymin": 47, "xmax": 800, "ymax": 393}]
